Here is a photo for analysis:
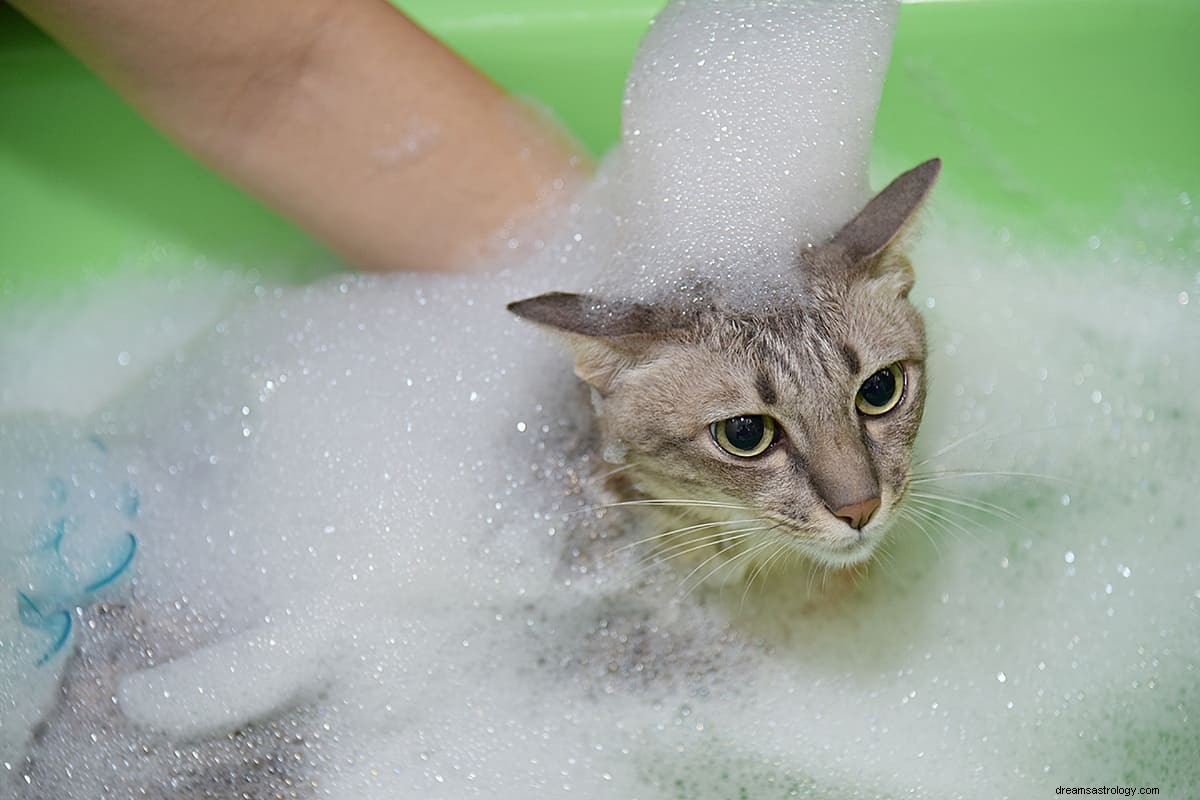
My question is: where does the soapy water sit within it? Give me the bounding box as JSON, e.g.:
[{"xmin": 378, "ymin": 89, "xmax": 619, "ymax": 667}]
[
  {"xmin": 2, "ymin": 0, "xmax": 1198, "ymax": 797},
  {"xmin": 3, "ymin": 205, "xmax": 1196, "ymax": 800}
]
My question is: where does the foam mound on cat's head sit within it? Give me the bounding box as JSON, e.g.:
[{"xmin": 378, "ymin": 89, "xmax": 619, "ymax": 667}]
[{"xmin": 594, "ymin": 0, "xmax": 898, "ymax": 304}]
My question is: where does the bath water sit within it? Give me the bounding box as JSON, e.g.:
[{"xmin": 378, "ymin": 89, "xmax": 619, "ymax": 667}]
[{"xmin": 2, "ymin": 1, "xmax": 1197, "ymax": 798}]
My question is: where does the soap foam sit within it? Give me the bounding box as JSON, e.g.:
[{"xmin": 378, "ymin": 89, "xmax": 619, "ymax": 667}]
[
  {"xmin": 590, "ymin": 0, "xmax": 898, "ymax": 305},
  {"xmin": 4, "ymin": 206, "xmax": 1196, "ymax": 800},
  {"xmin": 3, "ymin": 0, "xmax": 1199, "ymax": 798}
]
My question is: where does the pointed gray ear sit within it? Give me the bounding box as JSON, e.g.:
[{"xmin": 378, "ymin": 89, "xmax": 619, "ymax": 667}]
[
  {"xmin": 507, "ymin": 292, "xmax": 692, "ymax": 394},
  {"xmin": 507, "ymin": 292, "xmax": 690, "ymax": 338},
  {"xmin": 827, "ymin": 158, "xmax": 941, "ymax": 264}
]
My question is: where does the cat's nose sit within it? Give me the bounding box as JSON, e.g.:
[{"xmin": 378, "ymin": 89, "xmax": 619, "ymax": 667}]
[{"xmin": 831, "ymin": 497, "xmax": 880, "ymax": 530}]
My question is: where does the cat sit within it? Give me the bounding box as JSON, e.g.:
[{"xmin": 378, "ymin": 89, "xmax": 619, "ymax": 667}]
[
  {"xmin": 510, "ymin": 157, "xmax": 941, "ymax": 586},
  {"xmin": 3, "ymin": 158, "xmax": 940, "ymax": 799}
]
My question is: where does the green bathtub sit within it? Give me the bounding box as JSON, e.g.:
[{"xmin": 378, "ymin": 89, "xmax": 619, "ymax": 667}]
[
  {"xmin": 1, "ymin": 3, "xmax": 1198, "ymax": 797},
  {"xmin": 0, "ymin": 0, "xmax": 1196, "ymax": 300}
]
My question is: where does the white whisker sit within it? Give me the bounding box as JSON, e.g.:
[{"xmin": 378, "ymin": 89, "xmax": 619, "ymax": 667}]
[
  {"xmin": 679, "ymin": 520, "xmax": 791, "ymax": 598},
  {"xmin": 681, "ymin": 538, "xmax": 773, "ymax": 600},
  {"xmin": 907, "ymin": 490, "xmax": 1021, "ymax": 523},
  {"xmin": 676, "ymin": 544, "xmax": 743, "ymax": 597},
  {"xmin": 653, "ymin": 527, "xmax": 768, "ymax": 565},
  {"xmin": 906, "ymin": 494, "xmax": 1009, "ymax": 532},
  {"xmin": 610, "ymin": 517, "xmax": 763, "ymax": 555},
  {"xmin": 740, "ymin": 542, "xmax": 789, "ymax": 610},
  {"xmin": 585, "ymin": 463, "xmax": 636, "ymax": 484},
  {"xmin": 913, "ymin": 422, "xmax": 1082, "ymax": 469},
  {"xmin": 909, "ymin": 469, "xmax": 1069, "ymax": 486},
  {"xmin": 872, "ymin": 539, "xmax": 897, "ymax": 576},
  {"xmin": 912, "ymin": 427, "xmax": 1000, "ymax": 467},
  {"xmin": 897, "ymin": 507, "xmax": 941, "ymax": 558},
  {"xmin": 903, "ymin": 498, "xmax": 983, "ymax": 542},
  {"xmin": 629, "ymin": 527, "xmax": 769, "ymax": 577},
  {"xmin": 570, "ymin": 498, "xmax": 754, "ymax": 516},
  {"xmin": 805, "ymin": 555, "xmax": 820, "ymax": 596},
  {"xmin": 631, "ymin": 528, "xmax": 766, "ymax": 572},
  {"xmin": 819, "ymin": 563, "xmax": 834, "ymax": 592}
]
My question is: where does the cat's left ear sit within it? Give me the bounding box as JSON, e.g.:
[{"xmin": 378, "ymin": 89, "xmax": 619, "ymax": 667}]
[
  {"xmin": 823, "ymin": 157, "xmax": 941, "ymax": 294},
  {"xmin": 507, "ymin": 292, "xmax": 688, "ymax": 394}
]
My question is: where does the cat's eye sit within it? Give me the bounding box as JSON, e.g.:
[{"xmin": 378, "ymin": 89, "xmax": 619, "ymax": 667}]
[
  {"xmin": 711, "ymin": 415, "xmax": 777, "ymax": 457},
  {"xmin": 855, "ymin": 363, "xmax": 905, "ymax": 416}
]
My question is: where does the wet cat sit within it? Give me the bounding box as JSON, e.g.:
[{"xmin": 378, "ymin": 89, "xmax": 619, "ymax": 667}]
[
  {"xmin": 3, "ymin": 158, "xmax": 941, "ymax": 800},
  {"xmin": 511, "ymin": 157, "xmax": 941, "ymax": 584}
]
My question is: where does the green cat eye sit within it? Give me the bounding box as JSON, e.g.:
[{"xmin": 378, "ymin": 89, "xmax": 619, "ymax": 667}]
[
  {"xmin": 711, "ymin": 415, "xmax": 777, "ymax": 457},
  {"xmin": 855, "ymin": 363, "xmax": 905, "ymax": 416}
]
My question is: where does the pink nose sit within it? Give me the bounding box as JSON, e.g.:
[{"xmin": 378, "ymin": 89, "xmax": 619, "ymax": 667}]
[{"xmin": 831, "ymin": 497, "xmax": 880, "ymax": 530}]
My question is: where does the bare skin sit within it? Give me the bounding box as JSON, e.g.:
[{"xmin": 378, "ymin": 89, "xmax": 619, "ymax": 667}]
[{"xmin": 10, "ymin": 0, "xmax": 592, "ymax": 271}]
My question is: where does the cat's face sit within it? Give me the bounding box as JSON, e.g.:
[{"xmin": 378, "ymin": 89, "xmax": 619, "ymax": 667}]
[
  {"xmin": 511, "ymin": 159, "xmax": 939, "ymax": 578},
  {"xmin": 591, "ymin": 270, "xmax": 926, "ymax": 569}
]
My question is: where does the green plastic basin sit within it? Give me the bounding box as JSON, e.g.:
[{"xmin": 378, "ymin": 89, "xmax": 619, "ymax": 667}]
[{"xmin": 0, "ymin": 0, "xmax": 1196, "ymax": 299}]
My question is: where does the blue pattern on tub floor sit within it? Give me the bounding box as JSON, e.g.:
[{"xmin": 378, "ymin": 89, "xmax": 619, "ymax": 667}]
[{"xmin": 9, "ymin": 435, "xmax": 139, "ymax": 667}]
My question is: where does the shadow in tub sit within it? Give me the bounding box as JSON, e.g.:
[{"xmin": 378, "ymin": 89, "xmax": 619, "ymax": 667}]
[{"xmin": 12, "ymin": 601, "xmax": 324, "ymax": 800}]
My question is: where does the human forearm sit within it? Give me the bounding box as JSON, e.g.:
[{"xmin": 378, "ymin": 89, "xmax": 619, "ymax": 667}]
[{"xmin": 11, "ymin": 0, "xmax": 590, "ymax": 271}]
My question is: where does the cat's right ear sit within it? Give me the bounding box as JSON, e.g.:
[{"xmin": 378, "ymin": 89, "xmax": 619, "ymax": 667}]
[
  {"xmin": 827, "ymin": 158, "xmax": 941, "ymax": 265},
  {"xmin": 508, "ymin": 292, "xmax": 684, "ymax": 394},
  {"xmin": 817, "ymin": 158, "xmax": 940, "ymax": 297}
]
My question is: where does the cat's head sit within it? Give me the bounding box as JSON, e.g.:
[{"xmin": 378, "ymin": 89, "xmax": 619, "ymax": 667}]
[{"xmin": 510, "ymin": 159, "xmax": 940, "ymax": 575}]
